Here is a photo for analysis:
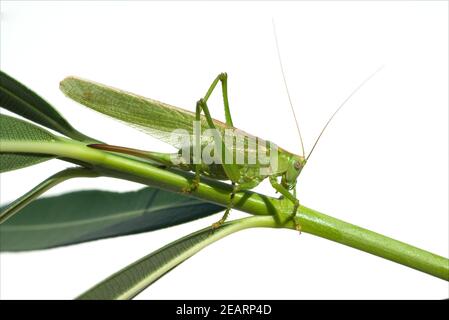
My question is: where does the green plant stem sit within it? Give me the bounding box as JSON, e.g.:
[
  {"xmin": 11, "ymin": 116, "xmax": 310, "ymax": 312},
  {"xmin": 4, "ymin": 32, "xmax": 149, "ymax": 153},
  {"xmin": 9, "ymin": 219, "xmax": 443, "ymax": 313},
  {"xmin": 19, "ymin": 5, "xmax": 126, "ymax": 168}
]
[
  {"xmin": 1, "ymin": 139, "xmax": 274, "ymax": 216},
  {"xmin": 1, "ymin": 139, "xmax": 448, "ymax": 281},
  {"xmin": 297, "ymin": 206, "xmax": 449, "ymax": 281},
  {"xmin": 0, "ymin": 166, "xmax": 99, "ymax": 223}
]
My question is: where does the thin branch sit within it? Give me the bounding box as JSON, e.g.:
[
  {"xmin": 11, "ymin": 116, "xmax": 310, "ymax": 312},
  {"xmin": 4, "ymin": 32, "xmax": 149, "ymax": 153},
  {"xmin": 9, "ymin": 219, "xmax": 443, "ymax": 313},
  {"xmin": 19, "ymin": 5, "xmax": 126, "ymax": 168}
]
[
  {"xmin": 0, "ymin": 166, "xmax": 99, "ymax": 223},
  {"xmin": 1, "ymin": 139, "xmax": 448, "ymax": 281}
]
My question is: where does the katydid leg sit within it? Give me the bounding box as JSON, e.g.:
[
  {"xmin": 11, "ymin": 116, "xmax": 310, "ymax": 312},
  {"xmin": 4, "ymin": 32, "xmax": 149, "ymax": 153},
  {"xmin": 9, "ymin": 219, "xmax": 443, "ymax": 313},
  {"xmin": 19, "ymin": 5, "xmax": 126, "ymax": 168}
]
[
  {"xmin": 196, "ymin": 98, "xmax": 242, "ymax": 227},
  {"xmin": 192, "ymin": 74, "xmax": 256, "ymax": 227},
  {"xmin": 269, "ymin": 176, "xmax": 301, "ymax": 232},
  {"xmin": 196, "ymin": 99, "xmax": 241, "ymax": 182},
  {"xmin": 183, "ymin": 73, "xmax": 236, "ymax": 192},
  {"xmin": 212, "ymin": 179, "xmax": 262, "ymax": 228},
  {"xmin": 203, "ymin": 72, "xmax": 233, "ymax": 127},
  {"xmin": 212, "ymin": 182, "xmax": 237, "ymax": 229}
]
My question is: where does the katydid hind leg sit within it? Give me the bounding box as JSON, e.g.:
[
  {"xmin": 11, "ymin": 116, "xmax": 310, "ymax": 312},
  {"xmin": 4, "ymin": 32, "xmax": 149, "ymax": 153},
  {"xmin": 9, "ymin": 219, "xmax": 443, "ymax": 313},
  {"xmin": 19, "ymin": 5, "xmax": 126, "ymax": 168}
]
[
  {"xmin": 212, "ymin": 182, "xmax": 237, "ymax": 229},
  {"xmin": 211, "ymin": 179, "xmax": 262, "ymax": 229},
  {"xmin": 203, "ymin": 72, "xmax": 234, "ymax": 127},
  {"xmin": 198, "ymin": 73, "xmax": 240, "ymax": 182},
  {"xmin": 193, "ymin": 73, "xmax": 260, "ymax": 228},
  {"xmin": 196, "ymin": 97, "xmax": 241, "ymax": 183},
  {"xmin": 181, "ymin": 101, "xmax": 205, "ymax": 193},
  {"xmin": 181, "ymin": 163, "xmax": 200, "ymax": 193},
  {"xmin": 184, "ymin": 74, "xmax": 238, "ymax": 192},
  {"xmin": 179, "ymin": 101, "xmax": 201, "ymax": 193},
  {"xmin": 195, "ymin": 97, "xmax": 241, "ymax": 227}
]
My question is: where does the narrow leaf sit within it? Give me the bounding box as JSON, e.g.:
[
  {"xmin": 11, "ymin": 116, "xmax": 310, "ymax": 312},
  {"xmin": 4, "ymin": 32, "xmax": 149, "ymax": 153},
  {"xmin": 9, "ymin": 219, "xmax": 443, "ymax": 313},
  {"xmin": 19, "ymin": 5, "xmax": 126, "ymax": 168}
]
[
  {"xmin": 0, "ymin": 114, "xmax": 56, "ymax": 172},
  {"xmin": 77, "ymin": 216, "xmax": 275, "ymax": 300},
  {"xmin": 0, "ymin": 70, "xmax": 95, "ymax": 142},
  {"xmin": 0, "ymin": 187, "xmax": 224, "ymax": 252},
  {"xmin": 0, "ymin": 167, "xmax": 99, "ymax": 224}
]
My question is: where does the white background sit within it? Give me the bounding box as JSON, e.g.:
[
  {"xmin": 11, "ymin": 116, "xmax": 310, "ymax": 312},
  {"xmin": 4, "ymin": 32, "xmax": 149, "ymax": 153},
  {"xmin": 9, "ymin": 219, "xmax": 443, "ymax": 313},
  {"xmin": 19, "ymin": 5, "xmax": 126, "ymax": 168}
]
[{"xmin": 0, "ymin": 1, "xmax": 448, "ymax": 299}]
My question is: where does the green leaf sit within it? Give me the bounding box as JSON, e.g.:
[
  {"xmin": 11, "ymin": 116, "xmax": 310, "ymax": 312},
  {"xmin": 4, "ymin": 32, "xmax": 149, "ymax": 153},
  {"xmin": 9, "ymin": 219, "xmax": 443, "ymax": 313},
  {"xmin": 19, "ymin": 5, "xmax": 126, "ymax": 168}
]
[
  {"xmin": 77, "ymin": 216, "xmax": 276, "ymax": 300},
  {"xmin": 0, "ymin": 114, "xmax": 57, "ymax": 172},
  {"xmin": 0, "ymin": 70, "xmax": 95, "ymax": 142},
  {"xmin": 0, "ymin": 167, "xmax": 99, "ymax": 224},
  {"xmin": 0, "ymin": 187, "xmax": 225, "ymax": 252}
]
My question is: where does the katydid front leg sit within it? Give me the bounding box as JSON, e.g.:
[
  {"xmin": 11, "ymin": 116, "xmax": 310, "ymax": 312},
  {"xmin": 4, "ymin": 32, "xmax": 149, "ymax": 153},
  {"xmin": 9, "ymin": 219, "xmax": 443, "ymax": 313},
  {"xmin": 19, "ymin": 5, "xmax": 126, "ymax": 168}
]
[{"xmin": 269, "ymin": 176, "xmax": 301, "ymax": 232}]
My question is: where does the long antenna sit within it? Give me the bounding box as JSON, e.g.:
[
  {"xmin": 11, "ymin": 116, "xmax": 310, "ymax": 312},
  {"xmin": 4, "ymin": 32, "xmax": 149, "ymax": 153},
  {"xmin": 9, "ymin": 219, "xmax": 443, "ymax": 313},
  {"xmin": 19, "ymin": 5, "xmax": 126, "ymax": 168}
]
[
  {"xmin": 272, "ymin": 19, "xmax": 305, "ymax": 158},
  {"xmin": 306, "ymin": 65, "xmax": 384, "ymax": 162}
]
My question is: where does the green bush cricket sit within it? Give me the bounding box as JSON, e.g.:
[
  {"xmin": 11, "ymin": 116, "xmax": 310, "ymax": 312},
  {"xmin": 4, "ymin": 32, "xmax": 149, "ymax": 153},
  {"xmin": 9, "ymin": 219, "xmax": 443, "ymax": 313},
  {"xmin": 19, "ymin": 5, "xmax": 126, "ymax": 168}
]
[
  {"xmin": 59, "ymin": 23, "xmax": 380, "ymax": 230},
  {"xmin": 59, "ymin": 72, "xmax": 304, "ymax": 229},
  {"xmin": 59, "ymin": 64, "xmax": 380, "ymax": 231}
]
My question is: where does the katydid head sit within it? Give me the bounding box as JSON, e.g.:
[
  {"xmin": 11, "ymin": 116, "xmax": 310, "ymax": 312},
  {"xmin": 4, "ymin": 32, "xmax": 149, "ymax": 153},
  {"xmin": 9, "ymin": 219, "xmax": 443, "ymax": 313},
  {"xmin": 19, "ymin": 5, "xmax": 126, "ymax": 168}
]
[{"xmin": 283, "ymin": 154, "xmax": 306, "ymax": 190}]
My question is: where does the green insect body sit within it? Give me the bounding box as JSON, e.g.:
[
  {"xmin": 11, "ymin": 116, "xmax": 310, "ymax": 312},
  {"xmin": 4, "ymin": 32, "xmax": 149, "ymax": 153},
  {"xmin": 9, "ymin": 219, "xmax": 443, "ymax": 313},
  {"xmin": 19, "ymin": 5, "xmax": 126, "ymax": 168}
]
[
  {"xmin": 60, "ymin": 73, "xmax": 306, "ymax": 229},
  {"xmin": 91, "ymin": 142, "xmax": 304, "ymax": 189},
  {"xmin": 59, "ymin": 63, "xmax": 381, "ymax": 229}
]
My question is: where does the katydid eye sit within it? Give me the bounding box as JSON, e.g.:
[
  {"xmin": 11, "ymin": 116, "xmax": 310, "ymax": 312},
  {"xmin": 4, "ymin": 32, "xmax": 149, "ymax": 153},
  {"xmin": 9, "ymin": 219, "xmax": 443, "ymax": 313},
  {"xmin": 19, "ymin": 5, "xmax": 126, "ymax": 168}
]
[{"xmin": 294, "ymin": 161, "xmax": 301, "ymax": 170}]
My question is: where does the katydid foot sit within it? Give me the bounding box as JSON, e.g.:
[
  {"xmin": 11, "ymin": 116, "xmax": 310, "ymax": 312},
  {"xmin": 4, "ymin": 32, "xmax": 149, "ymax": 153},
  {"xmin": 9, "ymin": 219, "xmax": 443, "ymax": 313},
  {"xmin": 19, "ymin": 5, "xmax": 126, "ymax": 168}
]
[
  {"xmin": 181, "ymin": 176, "xmax": 200, "ymax": 193},
  {"xmin": 211, "ymin": 208, "xmax": 231, "ymax": 229},
  {"xmin": 291, "ymin": 200, "xmax": 302, "ymax": 233},
  {"xmin": 211, "ymin": 183, "xmax": 238, "ymax": 229}
]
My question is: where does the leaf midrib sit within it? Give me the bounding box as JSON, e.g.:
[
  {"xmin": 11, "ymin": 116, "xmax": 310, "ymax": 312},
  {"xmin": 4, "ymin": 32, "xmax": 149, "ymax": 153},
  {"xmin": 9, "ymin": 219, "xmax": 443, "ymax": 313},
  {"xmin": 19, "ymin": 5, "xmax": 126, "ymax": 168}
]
[
  {"xmin": 0, "ymin": 86, "xmax": 74, "ymax": 138},
  {"xmin": 0, "ymin": 201, "xmax": 215, "ymax": 231}
]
